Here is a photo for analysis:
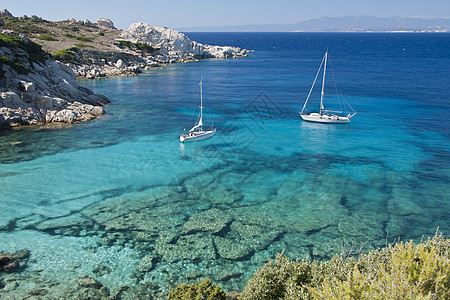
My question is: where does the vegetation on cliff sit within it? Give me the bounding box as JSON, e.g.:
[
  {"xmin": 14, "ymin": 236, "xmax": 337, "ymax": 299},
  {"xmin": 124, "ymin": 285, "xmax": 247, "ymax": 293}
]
[
  {"xmin": 240, "ymin": 231, "xmax": 449, "ymax": 299},
  {"xmin": 0, "ymin": 32, "xmax": 47, "ymax": 64},
  {"xmin": 167, "ymin": 231, "xmax": 449, "ymax": 299}
]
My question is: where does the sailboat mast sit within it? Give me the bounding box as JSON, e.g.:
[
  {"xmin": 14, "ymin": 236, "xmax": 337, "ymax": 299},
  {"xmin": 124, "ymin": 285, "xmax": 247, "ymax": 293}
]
[
  {"xmin": 320, "ymin": 51, "xmax": 328, "ymax": 115},
  {"xmin": 199, "ymin": 77, "xmax": 203, "ymax": 126}
]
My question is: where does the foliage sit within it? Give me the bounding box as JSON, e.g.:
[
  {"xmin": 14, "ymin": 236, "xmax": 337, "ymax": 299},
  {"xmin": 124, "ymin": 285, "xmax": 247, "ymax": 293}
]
[
  {"xmin": 116, "ymin": 40, "xmax": 156, "ymax": 53},
  {"xmin": 75, "ymin": 35, "xmax": 93, "ymax": 42},
  {"xmin": 0, "ymin": 16, "xmax": 50, "ymax": 34},
  {"xmin": 240, "ymin": 231, "xmax": 450, "ymax": 300},
  {"xmin": 63, "ymin": 33, "xmax": 76, "ymax": 38},
  {"xmin": 98, "ymin": 31, "xmax": 104, "ymax": 36},
  {"xmin": 67, "ymin": 47, "xmax": 79, "ymax": 52},
  {"xmin": 37, "ymin": 34, "xmax": 58, "ymax": 41},
  {"xmin": 73, "ymin": 43, "xmax": 94, "ymax": 48},
  {"xmin": 0, "ymin": 32, "xmax": 47, "ymax": 63},
  {"xmin": 167, "ymin": 279, "xmax": 226, "ymax": 300},
  {"xmin": 52, "ymin": 49, "xmax": 76, "ymax": 63}
]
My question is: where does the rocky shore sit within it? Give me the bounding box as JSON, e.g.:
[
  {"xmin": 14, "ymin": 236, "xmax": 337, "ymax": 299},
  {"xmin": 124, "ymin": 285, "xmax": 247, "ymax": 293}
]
[
  {"xmin": 0, "ymin": 31, "xmax": 109, "ymax": 127},
  {"xmin": 0, "ymin": 9, "xmax": 250, "ymax": 126}
]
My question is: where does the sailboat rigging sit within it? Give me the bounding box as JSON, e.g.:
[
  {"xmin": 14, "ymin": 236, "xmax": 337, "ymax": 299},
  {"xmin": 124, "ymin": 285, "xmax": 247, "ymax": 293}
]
[
  {"xmin": 180, "ymin": 78, "xmax": 216, "ymax": 142},
  {"xmin": 300, "ymin": 50, "xmax": 356, "ymax": 124}
]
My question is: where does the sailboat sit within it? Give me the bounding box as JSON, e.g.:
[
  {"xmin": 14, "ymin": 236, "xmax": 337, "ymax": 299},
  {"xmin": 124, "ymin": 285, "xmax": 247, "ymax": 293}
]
[
  {"xmin": 300, "ymin": 50, "xmax": 356, "ymax": 124},
  {"xmin": 180, "ymin": 78, "xmax": 216, "ymax": 142}
]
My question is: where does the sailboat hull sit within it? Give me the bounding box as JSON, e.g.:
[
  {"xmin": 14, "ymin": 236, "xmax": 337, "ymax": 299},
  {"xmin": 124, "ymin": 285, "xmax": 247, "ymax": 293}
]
[
  {"xmin": 180, "ymin": 129, "xmax": 216, "ymax": 142},
  {"xmin": 300, "ymin": 113, "xmax": 350, "ymax": 124}
]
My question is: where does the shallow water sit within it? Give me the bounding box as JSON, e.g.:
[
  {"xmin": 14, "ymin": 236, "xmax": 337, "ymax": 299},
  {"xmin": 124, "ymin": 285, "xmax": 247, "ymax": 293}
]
[{"xmin": 0, "ymin": 33, "xmax": 449, "ymax": 298}]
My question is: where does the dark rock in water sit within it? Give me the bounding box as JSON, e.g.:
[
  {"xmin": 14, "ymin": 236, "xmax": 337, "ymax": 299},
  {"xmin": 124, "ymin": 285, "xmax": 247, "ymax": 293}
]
[
  {"xmin": 77, "ymin": 275, "xmax": 103, "ymax": 288},
  {"xmin": 92, "ymin": 264, "xmax": 112, "ymax": 276},
  {"xmin": 0, "ymin": 254, "xmax": 18, "ymax": 272},
  {"xmin": 110, "ymin": 285, "xmax": 129, "ymax": 299},
  {"xmin": 29, "ymin": 289, "xmax": 48, "ymax": 296}
]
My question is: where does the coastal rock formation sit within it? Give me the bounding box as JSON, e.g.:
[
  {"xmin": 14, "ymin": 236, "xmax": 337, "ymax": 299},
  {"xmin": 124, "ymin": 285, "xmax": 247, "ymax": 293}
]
[
  {"xmin": 0, "ymin": 32, "xmax": 109, "ymax": 127},
  {"xmin": 118, "ymin": 22, "xmax": 249, "ymax": 61},
  {"xmin": 95, "ymin": 18, "xmax": 116, "ymax": 29}
]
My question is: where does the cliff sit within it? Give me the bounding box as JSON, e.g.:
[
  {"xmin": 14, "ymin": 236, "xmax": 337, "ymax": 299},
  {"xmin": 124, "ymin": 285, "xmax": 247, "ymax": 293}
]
[{"xmin": 0, "ymin": 31, "xmax": 108, "ymax": 127}]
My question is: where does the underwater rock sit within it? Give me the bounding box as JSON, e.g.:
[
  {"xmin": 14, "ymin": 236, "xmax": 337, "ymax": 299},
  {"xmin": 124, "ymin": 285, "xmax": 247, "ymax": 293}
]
[
  {"xmin": 230, "ymin": 220, "xmax": 282, "ymax": 252},
  {"xmin": 337, "ymin": 213, "xmax": 385, "ymax": 238},
  {"xmin": 387, "ymin": 194, "xmax": 428, "ymax": 217},
  {"xmin": 201, "ymin": 183, "xmax": 243, "ymax": 207},
  {"xmin": 183, "ymin": 208, "xmax": 233, "ymax": 234},
  {"xmin": 0, "ymin": 249, "xmax": 29, "ymax": 272},
  {"xmin": 214, "ymin": 236, "xmax": 253, "ymax": 260},
  {"xmin": 110, "ymin": 285, "xmax": 129, "ymax": 299},
  {"xmin": 77, "ymin": 275, "xmax": 103, "ymax": 288},
  {"xmin": 35, "ymin": 213, "xmax": 93, "ymax": 233},
  {"xmin": 272, "ymin": 178, "xmax": 351, "ymax": 233},
  {"xmin": 76, "ymin": 286, "xmax": 110, "ymax": 299},
  {"xmin": 155, "ymin": 232, "xmax": 216, "ymax": 263},
  {"xmin": 311, "ymin": 238, "xmax": 345, "ymax": 259},
  {"xmin": 0, "ymin": 254, "xmax": 19, "ymax": 272},
  {"xmin": 135, "ymin": 254, "xmax": 155, "ymax": 273},
  {"xmin": 29, "ymin": 289, "xmax": 48, "ymax": 296},
  {"xmin": 184, "ymin": 172, "xmax": 216, "ymax": 199},
  {"xmin": 92, "ymin": 264, "xmax": 112, "ymax": 276},
  {"xmin": 385, "ymin": 214, "xmax": 432, "ymax": 239}
]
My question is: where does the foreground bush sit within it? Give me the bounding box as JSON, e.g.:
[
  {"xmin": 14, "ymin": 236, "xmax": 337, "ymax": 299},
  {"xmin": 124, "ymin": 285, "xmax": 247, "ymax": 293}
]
[
  {"xmin": 240, "ymin": 231, "xmax": 449, "ymax": 299},
  {"xmin": 167, "ymin": 278, "xmax": 226, "ymax": 300},
  {"xmin": 53, "ymin": 49, "xmax": 76, "ymax": 63}
]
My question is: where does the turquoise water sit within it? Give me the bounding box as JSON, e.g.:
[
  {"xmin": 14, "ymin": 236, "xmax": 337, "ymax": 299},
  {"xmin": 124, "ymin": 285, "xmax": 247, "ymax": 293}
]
[{"xmin": 0, "ymin": 33, "xmax": 449, "ymax": 298}]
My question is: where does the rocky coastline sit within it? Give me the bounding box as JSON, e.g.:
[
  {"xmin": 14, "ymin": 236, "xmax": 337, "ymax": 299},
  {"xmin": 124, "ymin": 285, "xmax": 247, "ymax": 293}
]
[{"xmin": 0, "ymin": 9, "xmax": 250, "ymax": 127}]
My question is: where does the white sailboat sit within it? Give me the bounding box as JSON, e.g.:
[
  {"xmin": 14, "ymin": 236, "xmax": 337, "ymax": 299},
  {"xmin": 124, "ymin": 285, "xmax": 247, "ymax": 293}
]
[
  {"xmin": 180, "ymin": 78, "xmax": 216, "ymax": 142},
  {"xmin": 300, "ymin": 51, "xmax": 356, "ymax": 124}
]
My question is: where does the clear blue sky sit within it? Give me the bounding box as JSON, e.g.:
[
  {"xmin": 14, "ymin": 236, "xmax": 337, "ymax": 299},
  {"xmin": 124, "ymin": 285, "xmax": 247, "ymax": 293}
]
[{"xmin": 3, "ymin": 0, "xmax": 450, "ymax": 30}]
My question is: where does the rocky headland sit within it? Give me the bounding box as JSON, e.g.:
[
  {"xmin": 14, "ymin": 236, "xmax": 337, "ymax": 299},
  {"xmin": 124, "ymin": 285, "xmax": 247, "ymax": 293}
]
[{"xmin": 0, "ymin": 9, "xmax": 249, "ymax": 127}]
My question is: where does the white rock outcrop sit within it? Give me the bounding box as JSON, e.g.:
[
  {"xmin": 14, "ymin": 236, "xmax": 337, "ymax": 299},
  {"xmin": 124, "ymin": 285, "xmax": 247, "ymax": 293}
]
[
  {"xmin": 117, "ymin": 23, "xmax": 248, "ymax": 61},
  {"xmin": 96, "ymin": 18, "xmax": 116, "ymax": 29}
]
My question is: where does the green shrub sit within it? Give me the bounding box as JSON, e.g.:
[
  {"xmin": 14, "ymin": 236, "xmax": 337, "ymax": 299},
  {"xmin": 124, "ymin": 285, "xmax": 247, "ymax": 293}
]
[
  {"xmin": 75, "ymin": 35, "xmax": 93, "ymax": 42},
  {"xmin": 37, "ymin": 34, "xmax": 58, "ymax": 41},
  {"xmin": 73, "ymin": 43, "xmax": 94, "ymax": 48},
  {"xmin": 63, "ymin": 33, "xmax": 76, "ymax": 38},
  {"xmin": 0, "ymin": 33, "xmax": 47, "ymax": 63},
  {"xmin": 167, "ymin": 279, "xmax": 226, "ymax": 300},
  {"xmin": 53, "ymin": 49, "xmax": 76, "ymax": 63},
  {"xmin": 240, "ymin": 231, "xmax": 450, "ymax": 300},
  {"xmin": 98, "ymin": 31, "xmax": 104, "ymax": 36},
  {"xmin": 67, "ymin": 46, "xmax": 79, "ymax": 52},
  {"xmin": 116, "ymin": 40, "xmax": 156, "ymax": 53}
]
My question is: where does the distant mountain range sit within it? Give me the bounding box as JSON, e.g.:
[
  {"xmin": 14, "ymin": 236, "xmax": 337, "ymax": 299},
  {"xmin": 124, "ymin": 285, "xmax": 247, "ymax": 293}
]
[{"xmin": 177, "ymin": 16, "xmax": 450, "ymax": 32}]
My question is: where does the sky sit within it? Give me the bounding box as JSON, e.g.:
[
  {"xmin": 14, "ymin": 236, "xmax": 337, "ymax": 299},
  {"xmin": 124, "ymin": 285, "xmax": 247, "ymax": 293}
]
[{"xmin": 3, "ymin": 0, "xmax": 450, "ymax": 30}]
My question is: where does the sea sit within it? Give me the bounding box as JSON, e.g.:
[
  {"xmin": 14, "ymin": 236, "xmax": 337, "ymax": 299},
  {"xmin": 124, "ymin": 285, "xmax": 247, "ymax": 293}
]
[{"xmin": 0, "ymin": 32, "xmax": 449, "ymax": 298}]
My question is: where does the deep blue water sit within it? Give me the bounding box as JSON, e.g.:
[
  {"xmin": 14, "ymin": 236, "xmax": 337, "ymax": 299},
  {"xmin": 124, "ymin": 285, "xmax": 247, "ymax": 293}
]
[{"xmin": 0, "ymin": 33, "xmax": 449, "ymax": 297}]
